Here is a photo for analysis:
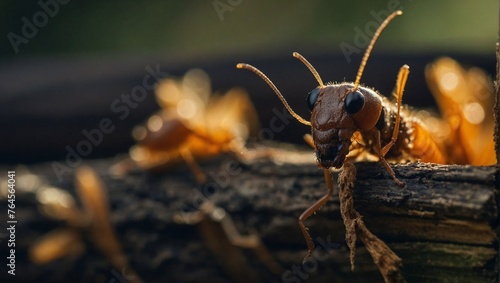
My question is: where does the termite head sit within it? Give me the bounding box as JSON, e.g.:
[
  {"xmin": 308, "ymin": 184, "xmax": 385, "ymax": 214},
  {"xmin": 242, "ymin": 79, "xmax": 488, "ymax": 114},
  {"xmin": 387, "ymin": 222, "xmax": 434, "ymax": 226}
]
[
  {"xmin": 307, "ymin": 83, "xmax": 382, "ymax": 168},
  {"xmin": 237, "ymin": 10, "xmax": 402, "ymax": 169}
]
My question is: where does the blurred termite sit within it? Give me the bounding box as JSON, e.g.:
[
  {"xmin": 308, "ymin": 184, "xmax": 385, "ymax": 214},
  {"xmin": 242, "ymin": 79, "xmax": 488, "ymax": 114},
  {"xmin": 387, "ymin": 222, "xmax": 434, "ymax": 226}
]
[
  {"xmin": 237, "ymin": 10, "xmax": 496, "ymax": 261},
  {"xmin": 29, "ymin": 166, "xmax": 143, "ymax": 283},
  {"xmin": 424, "ymin": 57, "xmax": 496, "ymax": 165},
  {"xmin": 174, "ymin": 201, "xmax": 284, "ymax": 281},
  {"xmin": 112, "ymin": 69, "xmax": 267, "ymax": 183}
]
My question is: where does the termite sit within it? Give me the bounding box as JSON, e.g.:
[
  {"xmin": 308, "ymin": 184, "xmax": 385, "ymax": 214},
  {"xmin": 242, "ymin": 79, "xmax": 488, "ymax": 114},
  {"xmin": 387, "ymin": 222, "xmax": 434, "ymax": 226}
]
[
  {"xmin": 237, "ymin": 10, "xmax": 489, "ymax": 260},
  {"xmin": 30, "ymin": 166, "xmax": 143, "ymax": 283},
  {"xmin": 112, "ymin": 69, "xmax": 262, "ymax": 183},
  {"xmin": 425, "ymin": 57, "xmax": 496, "ymax": 165}
]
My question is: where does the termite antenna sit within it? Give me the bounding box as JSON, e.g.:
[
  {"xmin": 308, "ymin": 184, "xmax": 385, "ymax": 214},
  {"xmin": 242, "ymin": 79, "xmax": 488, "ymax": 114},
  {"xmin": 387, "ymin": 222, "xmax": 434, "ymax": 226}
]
[
  {"xmin": 293, "ymin": 52, "xmax": 324, "ymax": 87},
  {"xmin": 353, "ymin": 10, "xmax": 403, "ymax": 90},
  {"xmin": 237, "ymin": 63, "xmax": 311, "ymax": 126}
]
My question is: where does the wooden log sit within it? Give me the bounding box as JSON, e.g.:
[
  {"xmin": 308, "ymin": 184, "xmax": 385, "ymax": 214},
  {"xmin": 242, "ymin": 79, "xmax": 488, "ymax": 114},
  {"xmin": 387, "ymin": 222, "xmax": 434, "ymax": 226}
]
[
  {"xmin": 1, "ymin": 153, "xmax": 497, "ymax": 283},
  {"xmin": 495, "ymin": 3, "xmax": 500, "ymax": 164}
]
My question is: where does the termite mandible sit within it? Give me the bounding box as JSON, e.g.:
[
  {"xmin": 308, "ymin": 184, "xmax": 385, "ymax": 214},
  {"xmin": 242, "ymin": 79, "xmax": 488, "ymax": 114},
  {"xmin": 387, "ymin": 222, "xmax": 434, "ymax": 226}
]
[{"xmin": 237, "ymin": 10, "xmax": 452, "ymax": 260}]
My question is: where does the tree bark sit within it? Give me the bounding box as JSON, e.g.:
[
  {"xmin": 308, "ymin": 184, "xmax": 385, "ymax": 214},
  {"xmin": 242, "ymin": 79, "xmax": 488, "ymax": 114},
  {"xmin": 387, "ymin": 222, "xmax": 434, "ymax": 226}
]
[
  {"xmin": 2, "ymin": 153, "xmax": 497, "ymax": 283},
  {"xmin": 495, "ymin": 2, "xmax": 500, "ymax": 164}
]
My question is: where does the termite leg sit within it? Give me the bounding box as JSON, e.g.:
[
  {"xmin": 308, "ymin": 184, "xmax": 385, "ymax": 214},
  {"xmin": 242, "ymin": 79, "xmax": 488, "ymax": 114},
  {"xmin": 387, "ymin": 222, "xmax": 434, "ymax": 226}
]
[
  {"xmin": 298, "ymin": 169, "xmax": 334, "ymax": 261},
  {"xmin": 377, "ymin": 65, "xmax": 408, "ymax": 186},
  {"xmin": 303, "ymin": 134, "xmax": 315, "ymax": 149},
  {"xmin": 381, "ymin": 65, "xmax": 410, "ymax": 156},
  {"xmin": 180, "ymin": 149, "xmax": 207, "ymax": 183},
  {"xmin": 376, "ymin": 131, "xmax": 405, "ymax": 186},
  {"xmin": 230, "ymin": 140, "xmax": 281, "ymax": 164}
]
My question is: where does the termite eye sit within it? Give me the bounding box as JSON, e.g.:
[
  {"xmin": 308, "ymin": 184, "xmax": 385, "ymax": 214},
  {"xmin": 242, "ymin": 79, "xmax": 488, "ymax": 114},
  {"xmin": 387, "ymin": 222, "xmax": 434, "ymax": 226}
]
[
  {"xmin": 345, "ymin": 90, "xmax": 365, "ymax": 114},
  {"xmin": 307, "ymin": 87, "xmax": 321, "ymax": 111}
]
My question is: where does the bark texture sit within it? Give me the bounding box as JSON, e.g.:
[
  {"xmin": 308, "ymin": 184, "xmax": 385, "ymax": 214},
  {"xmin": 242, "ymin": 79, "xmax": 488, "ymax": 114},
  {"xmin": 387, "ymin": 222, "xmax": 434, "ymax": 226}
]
[{"xmin": 1, "ymin": 155, "xmax": 497, "ymax": 283}]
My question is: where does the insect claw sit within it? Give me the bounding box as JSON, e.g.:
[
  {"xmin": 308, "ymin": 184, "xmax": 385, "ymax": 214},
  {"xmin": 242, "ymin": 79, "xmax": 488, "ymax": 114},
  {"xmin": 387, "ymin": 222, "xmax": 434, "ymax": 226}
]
[
  {"xmin": 394, "ymin": 179, "xmax": 406, "ymax": 187},
  {"xmin": 302, "ymin": 250, "xmax": 313, "ymax": 263}
]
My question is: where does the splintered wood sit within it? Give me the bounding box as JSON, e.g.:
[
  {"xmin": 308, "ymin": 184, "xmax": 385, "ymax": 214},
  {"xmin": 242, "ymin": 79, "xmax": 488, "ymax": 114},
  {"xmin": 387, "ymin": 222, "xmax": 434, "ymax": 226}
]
[{"xmin": 338, "ymin": 162, "xmax": 403, "ymax": 283}]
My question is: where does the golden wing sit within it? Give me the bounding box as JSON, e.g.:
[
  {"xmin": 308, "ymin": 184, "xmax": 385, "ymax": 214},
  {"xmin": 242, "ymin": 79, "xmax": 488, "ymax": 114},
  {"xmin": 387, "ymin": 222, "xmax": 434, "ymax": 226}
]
[
  {"xmin": 155, "ymin": 68, "xmax": 210, "ymax": 130},
  {"xmin": 425, "ymin": 57, "xmax": 496, "ymax": 165},
  {"xmin": 204, "ymin": 87, "xmax": 260, "ymax": 144}
]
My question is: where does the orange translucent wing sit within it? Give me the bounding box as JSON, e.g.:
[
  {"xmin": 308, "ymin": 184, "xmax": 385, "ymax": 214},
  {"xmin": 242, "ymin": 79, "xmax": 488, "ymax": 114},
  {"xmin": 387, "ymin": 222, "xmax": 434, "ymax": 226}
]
[
  {"xmin": 155, "ymin": 78, "xmax": 181, "ymax": 109},
  {"xmin": 205, "ymin": 87, "xmax": 260, "ymax": 143},
  {"xmin": 156, "ymin": 69, "xmax": 209, "ymax": 109},
  {"xmin": 75, "ymin": 166, "xmax": 143, "ymax": 283},
  {"xmin": 29, "ymin": 228, "xmax": 84, "ymax": 264},
  {"xmin": 35, "ymin": 186, "xmax": 84, "ymax": 226},
  {"xmin": 155, "ymin": 69, "xmax": 210, "ymax": 129},
  {"xmin": 75, "ymin": 167, "xmax": 123, "ymax": 262},
  {"xmin": 425, "ymin": 57, "xmax": 496, "ymax": 165}
]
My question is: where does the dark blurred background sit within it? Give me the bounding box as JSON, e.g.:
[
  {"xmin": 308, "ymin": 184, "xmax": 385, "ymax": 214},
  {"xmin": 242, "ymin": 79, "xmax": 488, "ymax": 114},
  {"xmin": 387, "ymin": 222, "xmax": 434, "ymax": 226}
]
[
  {"xmin": 1, "ymin": 1, "xmax": 496, "ymax": 58},
  {"xmin": 0, "ymin": 0, "xmax": 497, "ymax": 164}
]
